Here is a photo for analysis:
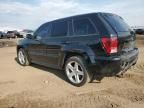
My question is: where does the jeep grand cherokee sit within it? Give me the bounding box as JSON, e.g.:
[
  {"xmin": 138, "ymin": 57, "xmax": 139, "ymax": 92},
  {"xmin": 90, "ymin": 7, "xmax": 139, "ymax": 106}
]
[{"xmin": 17, "ymin": 13, "xmax": 138, "ymax": 86}]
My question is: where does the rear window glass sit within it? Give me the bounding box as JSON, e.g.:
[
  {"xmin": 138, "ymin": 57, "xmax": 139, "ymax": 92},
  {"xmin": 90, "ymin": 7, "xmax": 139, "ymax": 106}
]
[{"xmin": 103, "ymin": 14, "xmax": 130, "ymax": 32}]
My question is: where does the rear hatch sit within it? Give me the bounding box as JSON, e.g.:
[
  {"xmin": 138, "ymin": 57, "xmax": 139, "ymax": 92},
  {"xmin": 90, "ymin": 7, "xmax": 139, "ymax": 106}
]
[{"xmin": 102, "ymin": 13, "xmax": 135, "ymax": 54}]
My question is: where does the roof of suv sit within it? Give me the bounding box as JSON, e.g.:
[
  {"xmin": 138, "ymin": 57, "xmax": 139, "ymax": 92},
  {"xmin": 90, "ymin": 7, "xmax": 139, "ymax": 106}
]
[{"xmin": 48, "ymin": 12, "xmax": 117, "ymax": 23}]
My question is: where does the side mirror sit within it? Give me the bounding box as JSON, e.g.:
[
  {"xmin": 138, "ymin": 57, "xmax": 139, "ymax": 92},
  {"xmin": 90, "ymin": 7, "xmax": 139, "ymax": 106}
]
[{"xmin": 26, "ymin": 34, "xmax": 33, "ymax": 39}]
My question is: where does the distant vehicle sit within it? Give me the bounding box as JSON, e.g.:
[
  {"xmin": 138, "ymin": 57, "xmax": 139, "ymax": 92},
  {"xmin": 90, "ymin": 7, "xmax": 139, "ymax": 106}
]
[
  {"xmin": 17, "ymin": 12, "xmax": 139, "ymax": 86},
  {"xmin": 135, "ymin": 28, "xmax": 144, "ymax": 35},
  {"xmin": 6, "ymin": 31, "xmax": 16, "ymax": 38},
  {"xmin": 6, "ymin": 31, "xmax": 23, "ymax": 38},
  {"xmin": 20, "ymin": 29, "xmax": 34, "ymax": 38},
  {"xmin": 0, "ymin": 31, "xmax": 3, "ymax": 39},
  {"xmin": 15, "ymin": 31, "xmax": 23, "ymax": 38}
]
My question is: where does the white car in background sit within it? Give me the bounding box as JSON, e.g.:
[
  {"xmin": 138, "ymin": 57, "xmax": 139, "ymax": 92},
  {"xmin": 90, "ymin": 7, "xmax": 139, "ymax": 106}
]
[{"xmin": 19, "ymin": 29, "xmax": 34, "ymax": 38}]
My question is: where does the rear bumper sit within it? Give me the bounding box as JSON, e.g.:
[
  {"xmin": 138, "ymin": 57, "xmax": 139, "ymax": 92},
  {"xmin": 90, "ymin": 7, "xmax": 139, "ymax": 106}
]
[{"xmin": 88, "ymin": 48, "xmax": 139, "ymax": 75}]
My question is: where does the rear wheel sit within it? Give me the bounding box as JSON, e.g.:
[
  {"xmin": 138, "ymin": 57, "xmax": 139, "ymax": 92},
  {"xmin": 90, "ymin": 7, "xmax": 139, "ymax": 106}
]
[
  {"xmin": 17, "ymin": 48, "xmax": 30, "ymax": 66},
  {"xmin": 65, "ymin": 56, "xmax": 91, "ymax": 87}
]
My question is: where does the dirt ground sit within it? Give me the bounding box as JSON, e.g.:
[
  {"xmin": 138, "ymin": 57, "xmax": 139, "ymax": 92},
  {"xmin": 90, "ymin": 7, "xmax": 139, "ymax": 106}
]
[{"xmin": 0, "ymin": 35, "xmax": 144, "ymax": 108}]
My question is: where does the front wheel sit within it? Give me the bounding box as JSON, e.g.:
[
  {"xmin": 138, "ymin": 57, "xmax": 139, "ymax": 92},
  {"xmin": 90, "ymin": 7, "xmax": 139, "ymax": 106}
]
[
  {"xmin": 65, "ymin": 56, "xmax": 91, "ymax": 87},
  {"xmin": 17, "ymin": 48, "xmax": 30, "ymax": 66}
]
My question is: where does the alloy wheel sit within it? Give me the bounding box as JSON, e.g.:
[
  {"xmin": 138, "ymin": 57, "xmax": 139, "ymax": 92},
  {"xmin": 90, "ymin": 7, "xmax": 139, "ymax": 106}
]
[
  {"xmin": 66, "ymin": 61, "xmax": 84, "ymax": 84},
  {"xmin": 18, "ymin": 50, "xmax": 26, "ymax": 65}
]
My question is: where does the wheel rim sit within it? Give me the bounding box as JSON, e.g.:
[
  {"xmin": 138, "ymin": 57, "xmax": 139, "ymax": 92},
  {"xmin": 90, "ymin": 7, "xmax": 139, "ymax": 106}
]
[
  {"xmin": 66, "ymin": 61, "xmax": 84, "ymax": 84},
  {"xmin": 18, "ymin": 50, "xmax": 25, "ymax": 65}
]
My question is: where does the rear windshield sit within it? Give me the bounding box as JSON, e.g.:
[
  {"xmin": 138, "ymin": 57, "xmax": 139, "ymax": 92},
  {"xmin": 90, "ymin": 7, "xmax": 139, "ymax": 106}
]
[{"xmin": 103, "ymin": 14, "xmax": 130, "ymax": 32}]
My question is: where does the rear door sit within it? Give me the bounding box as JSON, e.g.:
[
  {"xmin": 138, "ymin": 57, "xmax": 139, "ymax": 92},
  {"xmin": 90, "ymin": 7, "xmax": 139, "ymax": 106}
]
[
  {"xmin": 69, "ymin": 16, "xmax": 100, "ymax": 56},
  {"xmin": 102, "ymin": 13, "xmax": 135, "ymax": 54}
]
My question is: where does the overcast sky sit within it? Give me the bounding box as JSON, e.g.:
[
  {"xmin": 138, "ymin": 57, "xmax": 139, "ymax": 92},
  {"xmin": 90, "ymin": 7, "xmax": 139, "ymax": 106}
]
[{"xmin": 0, "ymin": 0, "xmax": 144, "ymax": 29}]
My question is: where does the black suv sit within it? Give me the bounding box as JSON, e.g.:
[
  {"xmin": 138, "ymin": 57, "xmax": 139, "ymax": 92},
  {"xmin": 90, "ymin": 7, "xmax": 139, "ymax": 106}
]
[{"xmin": 17, "ymin": 13, "xmax": 138, "ymax": 86}]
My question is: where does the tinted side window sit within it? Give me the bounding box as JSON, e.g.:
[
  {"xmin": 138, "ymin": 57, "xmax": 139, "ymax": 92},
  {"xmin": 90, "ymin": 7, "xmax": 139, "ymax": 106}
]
[
  {"xmin": 51, "ymin": 21, "xmax": 68, "ymax": 37},
  {"xmin": 35, "ymin": 23, "xmax": 51, "ymax": 39},
  {"xmin": 73, "ymin": 18, "xmax": 96, "ymax": 36}
]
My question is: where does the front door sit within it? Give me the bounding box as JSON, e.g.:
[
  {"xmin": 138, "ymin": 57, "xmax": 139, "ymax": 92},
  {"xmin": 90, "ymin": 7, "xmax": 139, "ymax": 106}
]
[
  {"xmin": 27, "ymin": 36, "xmax": 47, "ymax": 65},
  {"xmin": 27, "ymin": 22, "xmax": 51, "ymax": 65}
]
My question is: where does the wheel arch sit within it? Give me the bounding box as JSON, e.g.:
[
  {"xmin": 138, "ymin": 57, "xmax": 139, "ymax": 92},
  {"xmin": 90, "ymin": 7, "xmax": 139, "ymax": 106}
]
[
  {"xmin": 17, "ymin": 45, "xmax": 30, "ymax": 60},
  {"xmin": 17, "ymin": 45, "xmax": 28, "ymax": 53},
  {"xmin": 61, "ymin": 51, "xmax": 92, "ymax": 69},
  {"xmin": 17, "ymin": 45, "xmax": 31, "ymax": 64}
]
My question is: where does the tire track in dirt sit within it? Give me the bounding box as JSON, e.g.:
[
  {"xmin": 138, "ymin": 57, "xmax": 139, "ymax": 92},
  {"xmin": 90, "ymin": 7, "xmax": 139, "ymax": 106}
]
[
  {"xmin": 0, "ymin": 91, "xmax": 124, "ymax": 108},
  {"xmin": 124, "ymin": 73, "xmax": 144, "ymax": 86},
  {"xmin": 130, "ymin": 65, "xmax": 144, "ymax": 73},
  {"xmin": 104, "ymin": 87, "xmax": 144, "ymax": 104},
  {"xmin": 0, "ymin": 81, "xmax": 15, "ymax": 85},
  {"xmin": 56, "ymin": 93, "xmax": 124, "ymax": 108}
]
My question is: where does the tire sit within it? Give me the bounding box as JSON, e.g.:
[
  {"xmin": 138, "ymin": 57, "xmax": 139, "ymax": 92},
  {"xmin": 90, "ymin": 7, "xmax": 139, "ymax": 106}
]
[
  {"xmin": 17, "ymin": 48, "xmax": 30, "ymax": 66},
  {"xmin": 65, "ymin": 56, "xmax": 92, "ymax": 87}
]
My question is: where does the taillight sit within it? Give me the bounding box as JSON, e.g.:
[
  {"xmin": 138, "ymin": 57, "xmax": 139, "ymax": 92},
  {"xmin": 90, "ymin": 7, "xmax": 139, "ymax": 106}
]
[{"xmin": 101, "ymin": 37, "xmax": 118, "ymax": 55}]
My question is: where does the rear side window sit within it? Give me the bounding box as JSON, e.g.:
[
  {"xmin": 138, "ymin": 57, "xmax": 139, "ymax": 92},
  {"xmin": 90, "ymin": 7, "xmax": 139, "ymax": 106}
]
[
  {"xmin": 51, "ymin": 21, "xmax": 68, "ymax": 37},
  {"xmin": 103, "ymin": 14, "xmax": 130, "ymax": 32},
  {"xmin": 73, "ymin": 18, "xmax": 97, "ymax": 36}
]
